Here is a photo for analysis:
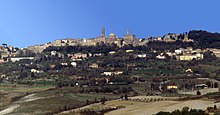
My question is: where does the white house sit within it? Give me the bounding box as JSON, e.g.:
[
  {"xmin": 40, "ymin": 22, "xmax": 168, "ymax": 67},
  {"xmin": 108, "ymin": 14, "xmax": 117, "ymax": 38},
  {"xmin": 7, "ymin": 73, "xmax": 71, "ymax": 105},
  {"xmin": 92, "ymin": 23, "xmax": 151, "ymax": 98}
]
[
  {"xmin": 137, "ymin": 54, "xmax": 147, "ymax": 58},
  {"xmin": 10, "ymin": 57, "xmax": 34, "ymax": 62},
  {"xmin": 31, "ymin": 69, "xmax": 43, "ymax": 73},
  {"xmin": 167, "ymin": 85, "xmax": 178, "ymax": 90},
  {"xmin": 103, "ymin": 72, "xmax": 113, "ymax": 76},
  {"xmin": 102, "ymin": 71, "xmax": 123, "ymax": 76},
  {"xmin": 185, "ymin": 69, "xmax": 193, "ymax": 73},
  {"xmin": 175, "ymin": 49, "xmax": 182, "ymax": 54},
  {"xmin": 109, "ymin": 51, "xmax": 116, "ymax": 55},
  {"xmin": 114, "ymin": 71, "xmax": 123, "ymax": 75},
  {"xmin": 72, "ymin": 53, "xmax": 88, "ymax": 59},
  {"xmin": 61, "ymin": 63, "xmax": 68, "ymax": 66},
  {"xmin": 71, "ymin": 62, "xmax": 77, "ymax": 67},
  {"xmin": 93, "ymin": 53, "xmax": 104, "ymax": 57},
  {"xmin": 126, "ymin": 50, "xmax": 134, "ymax": 53},
  {"xmin": 89, "ymin": 63, "xmax": 99, "ymax": 68},
  {"xmin": 51, "ymin": 51, "xmax": 57, "ymax": 56},
  {"xmin": 156, "ymin": 55, "xmax": 166, "ymax": 59}
]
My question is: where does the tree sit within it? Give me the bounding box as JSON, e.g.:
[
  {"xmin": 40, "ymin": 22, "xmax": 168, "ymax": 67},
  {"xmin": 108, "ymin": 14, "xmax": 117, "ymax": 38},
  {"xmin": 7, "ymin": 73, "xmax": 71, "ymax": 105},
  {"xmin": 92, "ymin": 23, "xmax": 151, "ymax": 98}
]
[
  {"xmin": 182, "ymin": 106, "xmax": 189, "ymax": 113},
  {"xmin": 214, "ymin": 105, "xmax": 217, "ymax": 110},
  {"xmin": 2, "ymin": 43, "xmax": 7, "ymax": 48},
  {"xmin": 156, "ymin": 111, "xmax": 170, "ymax": 115},
  {"xmin": 206, "ymin": 81, "xmax": 211, "ymax": 87},
  {"xmin": 124, "ymin": 94, "xmax": 128, "ymax": 100},
  {"xmin": 120, "ymin": 95, "xmax": 124, "ymax": 100},
  {"xmin": 94, "ymin": 98, "xmax": 98, "ymax": 102},
  {"xmin": 100, "ymin": 96, "xmax": 107, "ymax": 104},
  {"xmin": 20, "ymin": 71, "xmax": 28, "ymax": 78},
  {"xmin": 31, "ymin": 72, "xmax": 36, "ymax": 79},
  {"xmin": 86, "ymin": 99, "xmax": 89, "ymax": 105},
  {"xmin": 197, "ymin": 90, "xmax": 201, "ymax": 95},
  {"xmin": 214, "ymin": 82, "xmax": 218, "ymax": 88}
]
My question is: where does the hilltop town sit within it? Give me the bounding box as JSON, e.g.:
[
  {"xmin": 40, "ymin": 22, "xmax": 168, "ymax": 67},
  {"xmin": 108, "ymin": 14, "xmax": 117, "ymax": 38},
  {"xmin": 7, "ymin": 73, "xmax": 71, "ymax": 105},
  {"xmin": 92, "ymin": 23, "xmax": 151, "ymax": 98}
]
[
  {"xmin": 26, "ymin": 27, "xmax": 194, "ymax": 53},
  {"xmin": 1, "ymin": 29, "xmax": 220, "ymax": 114}
]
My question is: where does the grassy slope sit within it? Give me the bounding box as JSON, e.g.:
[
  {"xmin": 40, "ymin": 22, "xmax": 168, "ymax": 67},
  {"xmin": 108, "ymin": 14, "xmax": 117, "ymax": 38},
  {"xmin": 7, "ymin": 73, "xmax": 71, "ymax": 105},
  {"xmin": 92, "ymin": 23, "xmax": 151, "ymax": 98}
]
[
  {"xmin": 11, "ymin": 87, "xmax": 119, "ymax": 114},
  {"xmin": 0, "ymin": 84, "xmax": 54, "ymax": 111}
]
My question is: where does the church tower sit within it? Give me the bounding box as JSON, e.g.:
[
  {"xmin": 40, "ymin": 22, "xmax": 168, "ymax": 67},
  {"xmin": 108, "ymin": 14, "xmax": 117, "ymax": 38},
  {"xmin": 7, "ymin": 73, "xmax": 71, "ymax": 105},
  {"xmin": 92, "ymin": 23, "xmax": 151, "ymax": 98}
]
[
  {"xmin": 101, "ymin": 27, "xmax": 105, "ymax": 38},
  {"xmin": 101, "ymin": 27, "xmax": 106, "ymax": 43}
]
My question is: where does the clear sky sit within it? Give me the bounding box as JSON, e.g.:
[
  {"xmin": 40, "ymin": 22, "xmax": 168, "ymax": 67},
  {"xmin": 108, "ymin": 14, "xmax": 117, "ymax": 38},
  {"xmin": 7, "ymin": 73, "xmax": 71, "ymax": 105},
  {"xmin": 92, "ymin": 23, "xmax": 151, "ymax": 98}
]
[{"xmin": 0, "ymin": 0, "xmax": 220, "ymax": 48}]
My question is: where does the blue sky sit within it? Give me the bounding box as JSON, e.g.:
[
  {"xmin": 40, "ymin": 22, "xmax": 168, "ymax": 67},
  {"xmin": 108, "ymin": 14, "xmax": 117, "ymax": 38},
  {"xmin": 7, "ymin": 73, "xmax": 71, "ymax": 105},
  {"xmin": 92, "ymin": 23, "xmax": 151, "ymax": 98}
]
[{"xmin": 0, "ymin": 0, "xmax": 220, "ymax": 48}]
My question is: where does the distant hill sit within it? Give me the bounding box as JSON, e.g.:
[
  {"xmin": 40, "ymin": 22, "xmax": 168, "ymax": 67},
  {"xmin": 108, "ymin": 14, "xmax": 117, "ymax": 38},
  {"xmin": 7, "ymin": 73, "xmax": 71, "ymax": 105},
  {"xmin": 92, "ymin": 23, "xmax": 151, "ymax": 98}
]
[{"xmin": 188, "ymin": 30, "xmax": 220, "ymax": 49}]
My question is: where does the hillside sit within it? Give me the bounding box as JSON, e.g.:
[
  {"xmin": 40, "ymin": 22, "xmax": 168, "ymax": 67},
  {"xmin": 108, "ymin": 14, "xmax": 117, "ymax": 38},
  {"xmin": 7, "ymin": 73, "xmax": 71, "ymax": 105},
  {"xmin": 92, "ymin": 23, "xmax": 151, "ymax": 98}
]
[{"xmin": 189, "ymin": 30, "xmax": 220, "ymax": 49}]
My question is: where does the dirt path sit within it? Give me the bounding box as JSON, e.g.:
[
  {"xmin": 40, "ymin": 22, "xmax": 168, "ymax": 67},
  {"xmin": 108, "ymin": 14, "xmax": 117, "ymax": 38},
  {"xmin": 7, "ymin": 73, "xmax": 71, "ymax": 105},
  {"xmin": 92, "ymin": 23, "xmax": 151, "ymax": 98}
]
[{"xmin": 0, "ymin": 105, "xmax": 20, "ymax": 115}]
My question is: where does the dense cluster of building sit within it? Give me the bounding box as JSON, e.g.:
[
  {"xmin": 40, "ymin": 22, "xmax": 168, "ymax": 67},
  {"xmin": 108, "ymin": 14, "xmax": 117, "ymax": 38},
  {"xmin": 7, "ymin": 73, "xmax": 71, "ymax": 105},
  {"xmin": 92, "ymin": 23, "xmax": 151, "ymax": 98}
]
[
  {"xmin": 164, "ymin": 47, "xmax": 204, "ymax": 61},
  {"xmin": 26, "ymin": 27, "xmax": 195, "ymax": 54},
  {"xmin": 26, "ymin": 27, "xmax": 146, "ymax": 53}
]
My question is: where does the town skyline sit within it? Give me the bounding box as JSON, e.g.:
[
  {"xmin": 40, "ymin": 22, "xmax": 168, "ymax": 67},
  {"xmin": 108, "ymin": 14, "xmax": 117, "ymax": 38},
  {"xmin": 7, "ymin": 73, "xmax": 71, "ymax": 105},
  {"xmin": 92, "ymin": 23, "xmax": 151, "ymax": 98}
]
[{"xmin": 0, "ymin": 28, "xmax": 215, "ymax": 48}]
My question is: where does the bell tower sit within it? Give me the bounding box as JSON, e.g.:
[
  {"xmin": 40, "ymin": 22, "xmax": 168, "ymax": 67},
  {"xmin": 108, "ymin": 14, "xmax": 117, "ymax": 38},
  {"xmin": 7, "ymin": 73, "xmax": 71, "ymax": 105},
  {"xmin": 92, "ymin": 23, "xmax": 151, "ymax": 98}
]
[{"xmin": 101, "ymin": 27, "xmax": 105, "ymax": 38}]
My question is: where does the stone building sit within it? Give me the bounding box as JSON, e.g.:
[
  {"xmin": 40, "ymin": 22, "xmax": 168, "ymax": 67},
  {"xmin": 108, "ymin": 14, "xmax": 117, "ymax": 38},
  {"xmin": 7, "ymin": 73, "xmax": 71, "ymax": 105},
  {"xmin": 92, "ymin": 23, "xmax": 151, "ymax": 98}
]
[{"xmin": 123, "ymin": 30, "xmax": 136, "ymax": 45}]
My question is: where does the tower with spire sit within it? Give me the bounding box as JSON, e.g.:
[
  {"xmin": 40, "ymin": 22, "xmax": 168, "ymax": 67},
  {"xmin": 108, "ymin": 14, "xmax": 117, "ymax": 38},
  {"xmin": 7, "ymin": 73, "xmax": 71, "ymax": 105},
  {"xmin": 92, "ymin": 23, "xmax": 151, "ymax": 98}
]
[
  {"xmin": 101, "ymin": 27, "xmax": 106, "ymax": 42},
  {"xmin": 124, "ymin": 29, "xmax": 136, "ymax": 43},
  {"xmin": 101, "ymin": 27, "xmax": 105, "ymax": 38}
]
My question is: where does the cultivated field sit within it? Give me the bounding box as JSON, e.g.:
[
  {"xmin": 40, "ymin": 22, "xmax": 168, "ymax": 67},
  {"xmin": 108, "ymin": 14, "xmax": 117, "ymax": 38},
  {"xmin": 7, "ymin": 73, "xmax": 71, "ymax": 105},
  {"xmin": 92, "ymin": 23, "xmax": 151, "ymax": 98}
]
[
  {"xmin": 1, "ymin": 84, "xmax": 219, "ymax": 115},
  {"xmin": 60, "ymin": 96, "xmax": 220, "ymax": 115},
  {"xmin": 0, "ymin": 84, "xmax": 54, "ymax": 111},
  {"xmin": 0, "ymin": 86, "xmax": 119, "ymax": 115},
  {"xmin": 178, "ymin": 88, "xmax": 219, "ymax": 95}
]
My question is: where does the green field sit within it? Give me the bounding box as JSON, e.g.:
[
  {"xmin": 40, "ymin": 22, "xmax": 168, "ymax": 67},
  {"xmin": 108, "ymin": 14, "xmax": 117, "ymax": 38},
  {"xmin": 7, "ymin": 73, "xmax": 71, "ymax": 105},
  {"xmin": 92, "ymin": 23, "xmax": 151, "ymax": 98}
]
[
  {"xmin": 131, "ymin": 68, "xmax": 181, "ymax": 77},
  {"xmin": 0, "ymin": 84, "xmax": 53, "ymax": 94},
  {"xmin": 9, "ymin": 87, "xmax": 120, "ymax": 114},
  {"xmin": 0, "ymin": 84, "xmax": 54, "ymax": 112}
]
